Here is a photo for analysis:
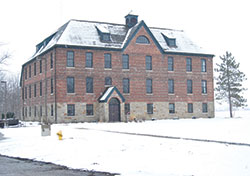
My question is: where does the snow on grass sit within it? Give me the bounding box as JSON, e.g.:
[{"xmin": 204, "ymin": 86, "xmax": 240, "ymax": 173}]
[{"xmin": 0, "ymin": 111, "xmax": 250, "ymax": 176}]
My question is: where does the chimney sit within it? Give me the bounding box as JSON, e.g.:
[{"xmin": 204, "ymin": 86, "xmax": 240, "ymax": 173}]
[{"xmin": 125, "ymin": 14, "xmax": 138, "ymax": 28}]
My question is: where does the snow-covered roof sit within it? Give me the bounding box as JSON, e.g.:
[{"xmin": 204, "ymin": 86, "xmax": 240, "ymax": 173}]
[
  {"xmin": 99, "ymin": 86, "xmax": 125, "ymax": 103},
  {"xmin": 29, "ymin": 19, "xmax": 213, "ymax": 62}
]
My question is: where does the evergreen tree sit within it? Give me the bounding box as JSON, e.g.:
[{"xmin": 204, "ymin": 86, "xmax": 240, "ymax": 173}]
[{"xmin": 215, "ymin": 51, "xmax": 247, "ymax": 117}]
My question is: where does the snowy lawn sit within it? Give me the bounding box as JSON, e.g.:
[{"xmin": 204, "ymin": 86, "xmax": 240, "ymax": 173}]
[{"xmin": 0, "ymin": 111, "xmax": 250, "ymax": 176}]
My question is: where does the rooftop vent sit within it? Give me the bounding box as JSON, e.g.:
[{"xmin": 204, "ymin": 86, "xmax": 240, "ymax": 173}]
[
  {"xmin": 95, "ymin": 25, "xmax": 111, "ymax": 42},
  {"xmin": 162, "ymin": 33, "xmax": 177, "ymax": 47},
  {"xmin": 125, "ymin": 14, "xmax": 138, "ymax": 28}
]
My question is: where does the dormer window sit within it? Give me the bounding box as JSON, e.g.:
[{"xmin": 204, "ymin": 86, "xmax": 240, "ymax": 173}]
[
  {"xmin": 136, "ymin": 35, "xmax": 150, "ymax": 44},
  {"xmin": 95, "ymin": 25, "xmax": 111, "ymax": 42},
  {"xmin": 162, "ymin": 33, "xmax": 177, "ymax": 47}
]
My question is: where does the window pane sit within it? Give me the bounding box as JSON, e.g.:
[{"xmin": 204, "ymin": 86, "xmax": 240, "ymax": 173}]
[
  {"xmin": 202, "ymin": 103, "xmax": 208, "ymax": 113},
  {"xmin": 86, "ymin": 77, "xmax": 93, "ymax": 93},
  {"xmin": 123, "ymin": 78, "xmax": 130, "ymax": 93},
  {"xmin": 169, "ymin": 103, "xmax": 175, "ymax": 114},
  {"xmin": 147, "ymin": 103, "xmax": 153, "ymax": 114},
  {"xmin": 67, "ymin": 77, "xmax": 75, "ymax": 93},
  {"xmin": 125, "ymin": 103, "xmax": 130, "ymax": 115},
  {"xmin": 188, "ymin": 103, "xmax": 193, "ymax": 113},
  {"xmin": 168, "ymin": 57, "xmax": 174, "ymax": 71},
  {"xmin": 40, "ymin": 81, "xmax": 42, "ymax": 96},
  {"xmin": 67, "ymin": 104, "xmax": 75, "ymax": 116},
  {"xmin": 105, "ymin": 77, "xmax": 112, "ymax": 86},
  {"xmin": 40, "ymin": 60, "xmax": 42, "ymax": 73},
  {"xmin": 104, "ymin": 53, "xmax": 111, "ymax": 68},
  {"xmin": 86, "ymin": 104, "xmax": 94, "ymax": 116},
  {"xmin": 122, "ymin": 54, "xmax": 129, "ymax": 69},
  {"xmin": 50, "ymin": 53, "xmax": 53, "ymax": 69},
  {"xmin": 201, "ymin": 59, "xmax": 206, "ymax": 72},
  {"xmin": 34, "ymin": 84, "xmax": 36, "ymax": 97},
  {"xmin": 86, "ymin": 52, "xmax": 93, "ymax": 68},
  {"xmin": 187, "ymin": 79, "xmax": 193, "ymax": 94},
  {"xmin": 146, "ymin": 78, "xmax": 152, "ymax": 94},
  {"xmin": 34, "ymin": 62, "xmax": 36, "ymax": 76},
  {"xmin": 168, "ymin": 79, "xmax": 174, "ymax": 94},
  {"xmin": 136, "ymin": 35, "xmax": 150, "ymax": 44},
  {"xmin": 202, "ymin": 80, "xmax": 207, "ymax": 94},
  {"xmin": 51, "ymin": 78, "xmax": 53, "ymax": 94},
  {"xmin": 146, "ymin": 56, "xmax": 152, "ymax": 70},
  {"xmin": 51, "ymin": 104, "xmax": 53, "ymax": 116},
  {"xmin": 67, "ymin": 51, "xmax": 74, "ymax": 67},
  {"xmin": 186, "ymin": 58, "xmax": 192, "ymax": 72}
]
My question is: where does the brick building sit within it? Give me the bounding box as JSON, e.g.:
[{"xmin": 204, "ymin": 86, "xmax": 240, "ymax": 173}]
[{"xmin": 20, "ymin": 14, "xmax": 214, "ymax": 123}]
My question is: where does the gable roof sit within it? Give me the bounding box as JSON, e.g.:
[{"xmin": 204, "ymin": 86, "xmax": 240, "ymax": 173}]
[{"xmin": 99, "ymin": 86, "xmax": 125, "ymax": 103}]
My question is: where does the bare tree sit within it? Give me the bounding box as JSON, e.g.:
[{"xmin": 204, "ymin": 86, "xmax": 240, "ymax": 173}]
[{"xmin": 0, "ymin": 42, "xmax": 11, "ymax": 72}]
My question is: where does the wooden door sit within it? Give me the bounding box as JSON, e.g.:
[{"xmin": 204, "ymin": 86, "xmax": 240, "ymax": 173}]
[{"xmin": 109, "ymin": 98, "xmax": 120, "ymax": 122}]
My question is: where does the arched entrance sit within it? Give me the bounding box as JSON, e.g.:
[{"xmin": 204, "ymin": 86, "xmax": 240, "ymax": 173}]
[{"xmin": 109, "ymin": 98, "xmax": 120, "ymax": 122}]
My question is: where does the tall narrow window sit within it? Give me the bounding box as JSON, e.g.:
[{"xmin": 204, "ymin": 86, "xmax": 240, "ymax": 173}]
[
  {"xmin": 123, "ymin": 78, "xmax": 130, "ymax": 93},
  {"xmin": 168, "ymin": 79, "xmax": 174, "ymax": 94},
  {"xmin": 105, "ymin": 77, "xmax": 112, "ymax": 86},
  {"xmin": 188, "ymin": 103, "xmax": 193, "ymax": 113},
  {"xmin": 67, "ymin": 77, "xmax": 75, "ymax": 93},
  {"xmin": 146, "ymin": 78, "xmax": 152, "ymax": 94},
  {"xmin": 168, "ymin": 56, "xmax": 174, "ymax": 71},
  {"xmin": 186, "ymin": 58, "xmax": 192, "ymax": 72},
  {"xmin": 146, "ymin": 55, "xmax": 152, "ymax": 70},
  {"xmin": 34, "ymin": 62, "xmax": 36, "ymax": 76},
  {"xmin": 29, "ymin": 85, "xmax": 31, "ymax": 98},
  {"xmin": 34, "ymin": 84, "xmax": 36, "ymax": 97},
  {"xmin": 147, "ymin": 103, "xmax": 153, "ymax": 114},
  {"xmin": 40, "ymin": 60, "xmax": 42, "ymax": 73},
  {"xmin": 86, "ymin": 52, "xmax": 93, "ymax": 68},
  {"xmin": 29, "ymin": 65, "xmax": 31, "ymax": 78},
  {"xmin": 25, "ymin": 68, "xmax": 27, "ymax": 79},
  {"xmin": 169, "ymin": 103, "xmax": 175, "ymax": 114},
  {"xmin": 187, "ymin": 79, "xmax": 193, "ymax": 94},
  {"xmin": 122, "ymin": 54, "xmax": 129, "ymax": 69},
  {"xmin": 202, "ymin": 103, "xmax": 208, "ymax": 113},
  {"xmin": 51, "ymin": 78, "xmax": 54, "ymax": 94},
  {"xmin": 202, "ymin": 80, "xmax": 207, "ymax": 94},
  {"xmin": 40, "ymin": 81, "xmax": 42, "ymax": 96},
  {"xmin": 86, "ymin": 104, "xmax": 94, "ymax": 116},
  {"xmin": 67, "ymin": 51, "xmax": 74, "ymax": 67},
  {"xmin": 86, "ymin": 77, "xmax": 93, "ymax": 93},
  {"xmin": 201, "ymin": 59, "xmax": 206, "ymax": 72},
  {"xmin": 51, "ymin": 104, "xmax": 54, "ymax": 116},
  {"xmin": 40, "ymin": 106, "xmax": 42, "ymax": 117},
  {"xmin": 29, "ymin": 106, "xmax": 31, "ymax": 117},
  {"xmin": 50, "ymin": 53, "xmax": 53, "ymax": 69},
  {"xmin": 67, "ymin": 104, "xmax": 75, "ymax": 116},
  {"xmin": 125, "ymin": 103, "xmax": 130, "ymax": 115},
  {"xmin": 104, "ymin": 53, "xmax": 111, "ymax": 68},
  {"xmin": 25, "ymin": 87, "xmax": 27, "ymax": 99},
  {"xmin": 34, "ymin": 106, "xmax": 36, "ymax": 117}
]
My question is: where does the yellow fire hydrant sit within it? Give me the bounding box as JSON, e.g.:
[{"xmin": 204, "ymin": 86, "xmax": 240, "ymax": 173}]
[{"xmin": 56, "ymin": 130, "xmax": 63, "ymax": 140}]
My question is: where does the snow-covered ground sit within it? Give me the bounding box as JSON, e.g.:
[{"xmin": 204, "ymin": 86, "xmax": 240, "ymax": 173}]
[{"xmin": 0, "ymin": 110, "xmax": 250, "ymax": 176}]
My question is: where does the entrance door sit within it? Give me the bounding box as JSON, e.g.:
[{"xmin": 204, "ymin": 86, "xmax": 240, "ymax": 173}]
[{"xmin": 109, "ymin": 98, "xmax": 120, "ymax": 122}]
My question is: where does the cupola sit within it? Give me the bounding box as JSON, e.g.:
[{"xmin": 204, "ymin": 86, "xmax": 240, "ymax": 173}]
[{"xmin": 125, "ymin": 14, "xmax": 138, "ymax": 28}]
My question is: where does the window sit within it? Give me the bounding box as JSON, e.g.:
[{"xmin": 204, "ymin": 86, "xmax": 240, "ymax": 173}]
[
  {"xmin": 187, "ymin": 79, "xmax": 193, "ymax": 94},
  {"xmin": 168, "ymin": 57, "xmax": 174, "ymax": 71},
  {"xmin": 51, "ymin": 78, "xmax": 53, "ymax": 94},
  {"xmin": 136, "ymin": 35, "xmax": 150, "ymax": 44},
  {"xmin": 169, "ymin": 103, "xmax": 175, "ymax": 114},
  {"xmin": 67, "ymin": 51, "xmax": 74, "ymax": 67},
  {"xmin": 86, "ymin": 52, "xmax": 93, "ymax": 68},
  {"xmin": 104, "ymin": 53, "xmax": 111, "ymax": 68},
  {"xmin": 34, "ymin": 62, "xmax": 36, "ymax": 76},
  {"xmin": 40, "ymin": 81, "xmax": 42, "ymax": 96},
  {"xmin": 67, "ymin": 77, "xmax": 75, "ymax": 93},
  {"xmin": 186, "ymin": 58, "xmax": 192, "ymax": 72},
  {"xmin": 25, "ymin": 107, "xmax": 27, "ymax": 117},
  {"xmin": 202, "ymin": 80, "xmax": 207, "ymax": 94},
  {"xmin": 86, "ymin": 77, "xmax": 93, "ymax": 93},
  {"xmin": 50, "ymin": 53, "xmax": 53, "ymax": 69},
  {"xmin": 51, "ymin": 104, "xmax": 53, "ymax": 116},
  {"xmin": 29, "ymin": 65, "xmax": 31, "ymax": 78},
  {"xmin": 25, "ymin": 87, "xmax": 27, "ymax": 99},
  {"xmin": 125, "ymin": 103, "xmax": 130, "ymax": 115},
  {"xmin": 67, "ymin": 104, "xmax": 75, "ymax": 116},
  {"xmin": 40, "ymin": 106, "xmax": 42, "ymax": 117},
  {"xmin": 147, "ymin": 103, "xmax": 153, "ymax": 114},
  {"xmin": 122, "ymin": 54, "xmax": 129, "ymax": 69},
  {"xmin": 146, "ymin": 55, "xmax": 152, "ymax": 70},
  {"xmin": 201, "ymin": 59, "xmax": 206, "ymax": 72},
  {"xmin": 146, "ymin": 78, "xmax": 152, "ymax": 94},
  {"xmin": 29, "ymin": 85, "xmax": 31, "ymax": 98},
  {"xmin": 34, "ymin": 84, "xmax": 36, "ymax": 97},
  {"xmin": 40, "ymin": 60, "xmax": 42, "ymax": 73},
  {"xmin": 102, "ymin": 34, "xmax": 110, "ymax": 41},
  {"xmin": 188, "ymin": 103, "xmax": 193, "ymax": 113},
  {"xmin": 123, "ymin": 78, "xmax": 130, "ymax": 93},
  {"xmin": 168, "ymin": 79, "xmax": 174, "ymax": 94},
  {"xmin": 34, "ymin": 106, "xmax": 36, "ymax": 117},
  {"xmin": 25, "ymin": 68, "xmax": 27, "ymax": 79},
  {"xmin": 202, "ymin": 103, "xmax": 208, "ymax": 113},
  {"xmin": 105, "ymin": 77, "xmax": 112, "ymax": 86},
  {"xmin": 86, "ymin": 104, "xmax": 94, "ymax": 116},
  {"xmin": 29, "ymin": 106, "xmax": 31, "ymax": 117}
]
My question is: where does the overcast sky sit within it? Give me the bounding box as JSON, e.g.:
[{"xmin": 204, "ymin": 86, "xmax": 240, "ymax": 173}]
[{"xmin": 0, "ymin": 0, "xmax": 249, "ymax": 108}]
